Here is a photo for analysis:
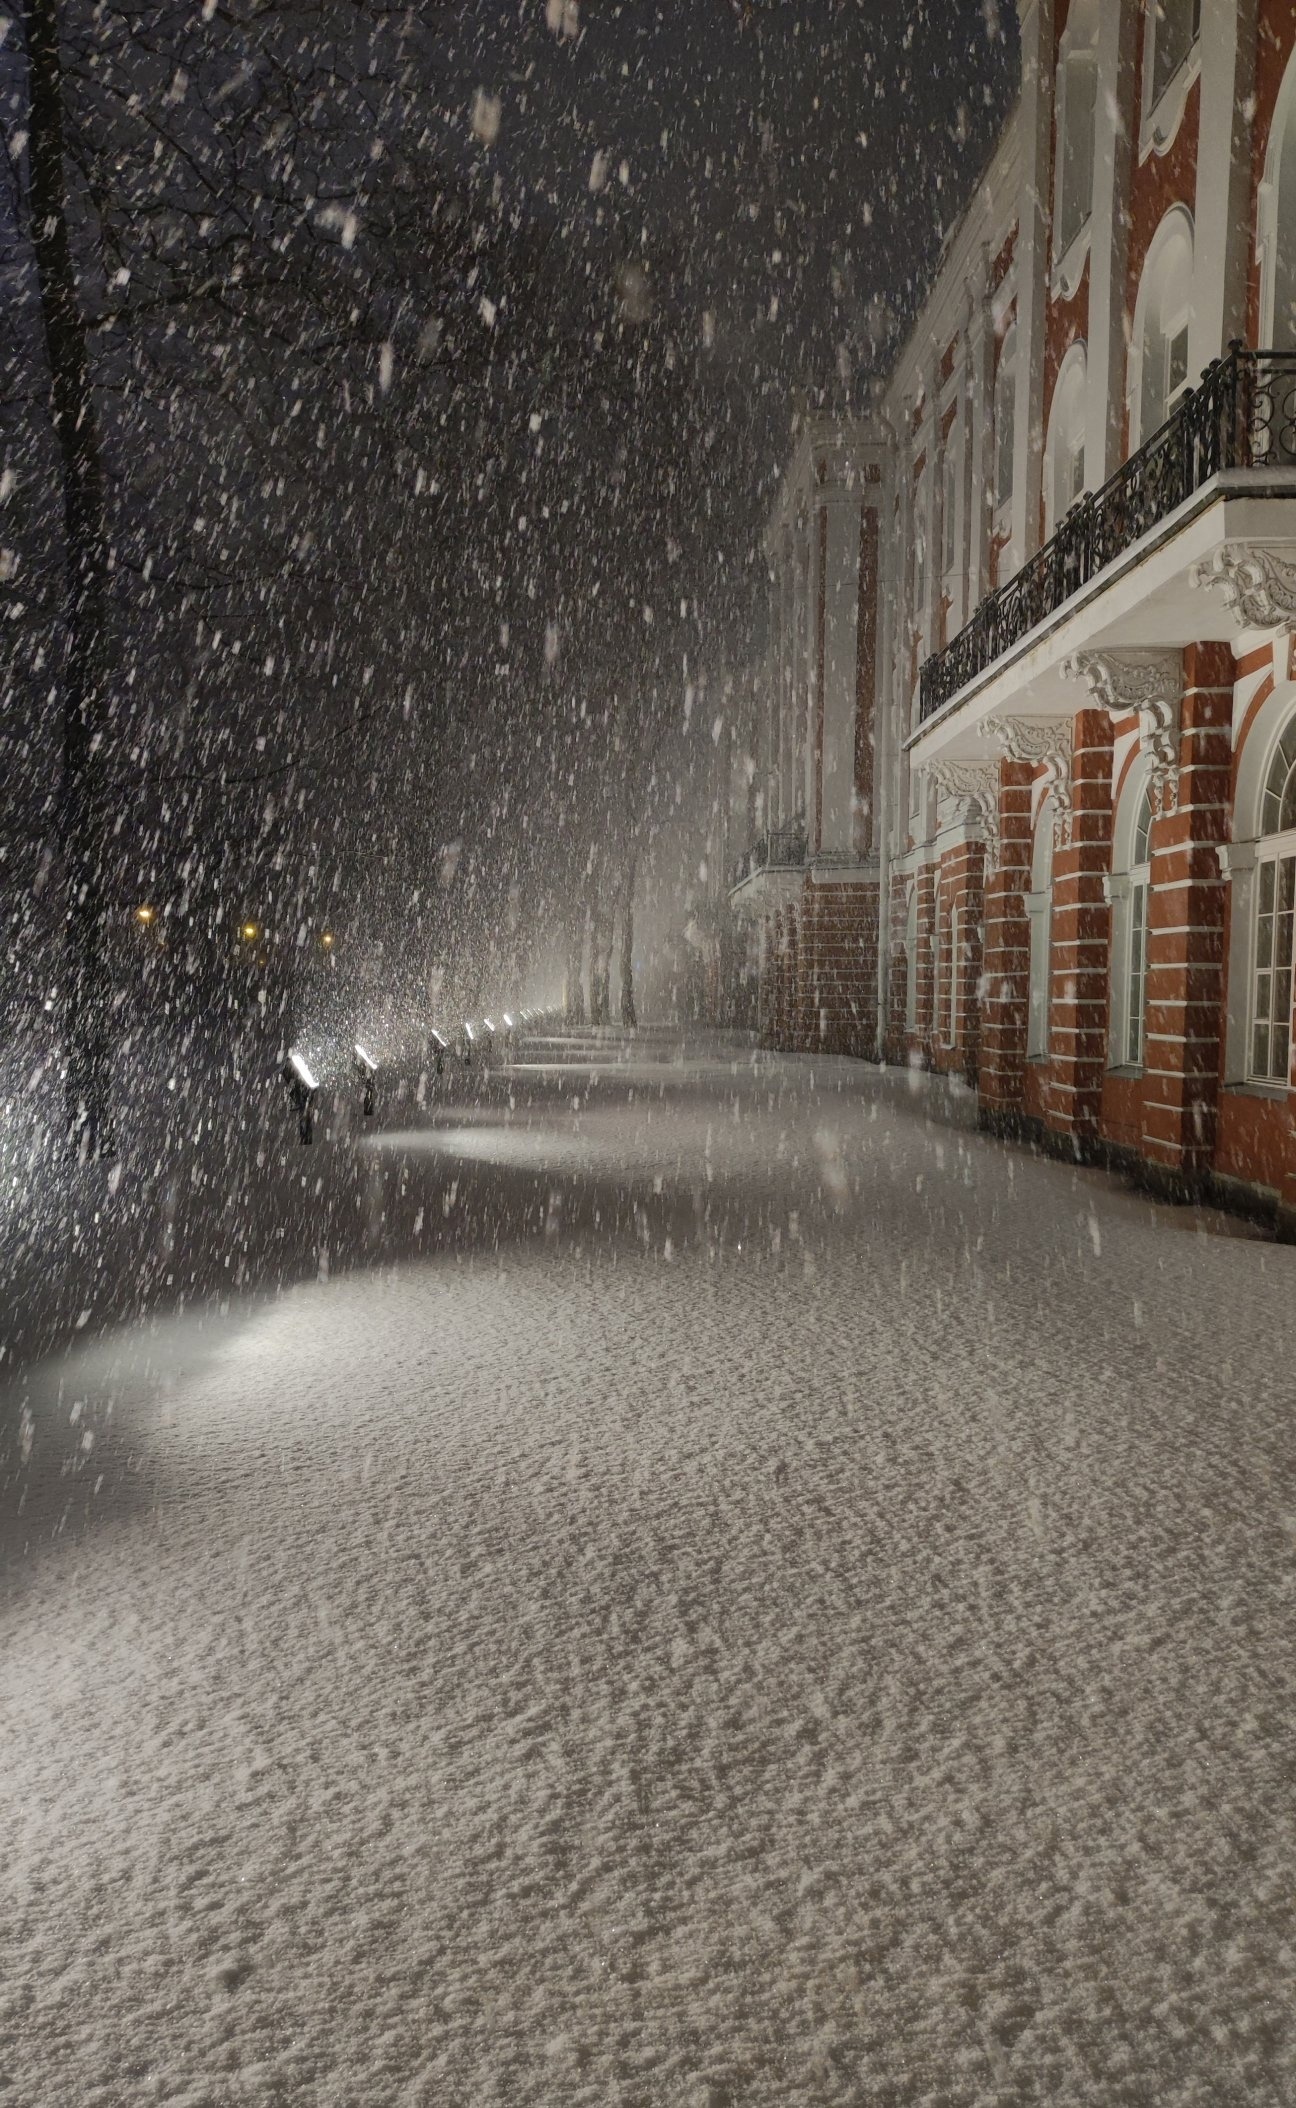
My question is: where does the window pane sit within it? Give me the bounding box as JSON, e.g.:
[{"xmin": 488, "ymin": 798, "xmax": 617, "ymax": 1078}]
[
  {"xmin": 1257, "ymin": 914, "xmax": 1273, "ymax": 971},
  {"xmin": 1167, "ymin": 325, "xmax": 1189, "ymax": 399},
  {"xmin": 1256, "ymin": 973, "xmax": 1272, "ymax": 1021},
  {"xmin": 1279, "ymin": 857, "xmax": 1296, "ymax": 914},
  {"xmin": 1260, "ymin": 860, "xmax": 1276, "ymax": 913},
  {"xmin": 1275, "ymin": 1026, "xmax": 1292, "ymax": 1083},
  {"xmin": 1254, "ymin": 1023, "xmax": 1271, "ymax": 1075}
]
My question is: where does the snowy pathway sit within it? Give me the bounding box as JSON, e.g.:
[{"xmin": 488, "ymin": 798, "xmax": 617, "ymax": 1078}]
[{"xmin": 3, "ymin": 1032, "xmax": 1294, "ymax": 2106}]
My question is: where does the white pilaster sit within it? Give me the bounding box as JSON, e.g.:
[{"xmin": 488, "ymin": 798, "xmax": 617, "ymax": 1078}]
[
  {"xmin": 1192, "ymin": 0, "xmax": 1257, "ymax": 376},
  {"xmin": 1086, "ymin": 0, "xmax": 1137, "ymax": 483}
]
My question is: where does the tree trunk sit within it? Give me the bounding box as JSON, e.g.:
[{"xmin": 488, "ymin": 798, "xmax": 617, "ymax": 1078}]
[
  {"xmin": 618, "ymin": 855, "xmax": 637, "ymax": 1027},
  {"xmin": 588, "ymin": 893, "xmax": 613, "ymax": 1025},
  {"xmin": 563, "ymin": 908, "xmax": 586, "ymax": 1027},
  {"xmin": 25, "ymin": 0, "xmax": 114, "ymax": 1156}
]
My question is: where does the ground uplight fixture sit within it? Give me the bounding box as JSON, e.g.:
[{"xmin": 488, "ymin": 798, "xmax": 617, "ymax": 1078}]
[
  {"xmin": 283, "ymin": 1048, "xmax": 319, "ymax": 1144},
  {"xmin": 241, "ymin": 920, "xmax": 261, "ymax": 943},
  {"xmin": 354, "ymin": 1042, "xmax": 378, "ymax": 1117},
  {"xmin": 134, "ymin": 904, "xmax": 156, "ymax": 927}
]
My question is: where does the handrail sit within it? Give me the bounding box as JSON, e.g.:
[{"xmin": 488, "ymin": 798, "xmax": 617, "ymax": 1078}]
[
  {"xmin": 918, "ymin": 344, "xmax": 1296, "ymax": 725},
  {"xmin": 728, "ymin": 817, "xmax": 807, "ymax": 890}
]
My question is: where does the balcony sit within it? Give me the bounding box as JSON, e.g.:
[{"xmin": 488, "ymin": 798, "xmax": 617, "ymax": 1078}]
[
  {"xmin": 919, "ymin": 345, "xmax": 1296, "ymax": 726},
  {"xmin": 728, "ymin": 818, "xmax": 807, "ymax": 895}
]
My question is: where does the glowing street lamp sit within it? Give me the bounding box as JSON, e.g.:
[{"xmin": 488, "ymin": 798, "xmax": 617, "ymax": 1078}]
[
  {"xmin": 134, "ymin": 904, "xmax": 157, "ymax": 927},
  {"xmin": 321, "ymin": 930, "xmax": 335, "ymax": 953},
  {"xmin": 354, "ymin": 1042, "xmax": 378, "ymax": 1118},
  {"xmin": 282, "ymin": 1049, "xmax": 319, "ymax": 1144}
]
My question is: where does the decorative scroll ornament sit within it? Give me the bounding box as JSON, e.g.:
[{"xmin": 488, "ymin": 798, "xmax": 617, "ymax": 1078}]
[
  {"xmin": 1062, "ymin": 648, "xmax": 1182, "ymax": 815},
  {"xmin": 986, "ymin": 716, "xmax": 1074, "ymax": 846},
  {"xmin": 928, "ymin": 760, "xmax": 1002, "ymax": 870},
  {"xmin": 1193, "ymin": 543, "xmax": 1296, "ymax": 629}
]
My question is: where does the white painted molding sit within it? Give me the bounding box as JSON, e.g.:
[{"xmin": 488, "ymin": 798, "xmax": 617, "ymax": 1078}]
[
  {"xmin": 928, "ymin": 760, "xmax": 1002, "ymax": 870},
  {"xmin": 1193, "ymin": 543, "xmax": 1296, "ymax": 629},
  {"xmin": 987, "ymin": 715, "xmax": 1074, "ymax": 846},
  {"xmin": 1216, "ymin": 840, "xmax": 1256, "ymax": 881},
  {"xmin": 1063, "ymin": 647, "xmax": 1182, "ymax": 814}
]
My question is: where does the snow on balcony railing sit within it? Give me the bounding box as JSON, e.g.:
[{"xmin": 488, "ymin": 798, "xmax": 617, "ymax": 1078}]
[
  {"xmin": 728, "ymin": 817, "xmax": 808, "ymax": 892},
  {"xmin": 918, "ymin": 345, "xmax": 1296, "ymax": 726}
]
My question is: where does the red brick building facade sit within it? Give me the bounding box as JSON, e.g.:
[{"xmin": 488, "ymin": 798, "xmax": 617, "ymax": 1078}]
[{"xmin": 732, "ymin": 0, "xmax": 1296, "ymax": 1229}]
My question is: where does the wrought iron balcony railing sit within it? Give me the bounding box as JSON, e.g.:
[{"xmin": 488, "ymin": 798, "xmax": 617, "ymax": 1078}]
[
  {"xmin": 728, "ymin": 817, "xmax": 807, "ymax": 891},
  {"xmin": 918, "ymin": 344, "xmax": 1296, "ymax": 725}
]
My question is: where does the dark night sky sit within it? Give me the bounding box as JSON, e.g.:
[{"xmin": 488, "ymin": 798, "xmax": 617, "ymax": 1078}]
[
  {"xmin": 0, "ymin": 0, "xmax": 1020, "ymax": 1016},
  {"xmin": 434, "ymin": 0, "xmax": 1018, "ymax": 436}
]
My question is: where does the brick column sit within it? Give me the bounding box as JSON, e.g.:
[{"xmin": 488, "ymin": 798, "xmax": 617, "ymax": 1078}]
[
  {"xmin": 1142, "ymin": 642, "xmax": 1233, "ymax": 1176},
  {"xmin": 915, "ymin": 862, "xmax": 938, "ymax": 1053},
  {"xmin": 978, "ymin": 759, "xmax": 1034, "ymax": 1121},
  {"xmin": 951, "ymin": 840, "xmax": 987, "ymax": 1087},
  {"xmin": 785, "ymin": 903, "xmax": 804, "ymax": 1052},
  {"xmin": 801, "ymin": 881, "xmax": 880, "ymax": 1056},
  {"xmin": 761, "ymin": 911, "xmax": 784, "ymax": 1049},
  {"xmin": 1042, "ymin": 709, "xmax": 1114, "ymax": 1140}
]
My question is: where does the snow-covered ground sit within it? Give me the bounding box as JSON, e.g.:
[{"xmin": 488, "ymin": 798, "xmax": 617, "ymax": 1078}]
[{"xmin": 3, "ymin": 1028, "xmax": 1294, "ymax": 2106}]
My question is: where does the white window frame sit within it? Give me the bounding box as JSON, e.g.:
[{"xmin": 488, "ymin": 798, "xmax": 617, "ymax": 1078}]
[
  {"xmin": 1249, "ymin": 832, "xmax": 1296, "ymax": 1087},
  {"xmin": 1141, "ymin": 0, "xmax": 1202, "ymax": 161},
  {"xmin": 1129, "ymin": 206, "xmax": 1196, "ymax": 447},
  {"xmin": 1045, "ymin": 341, "xmax": 1088, "ymax": 535},
  {"xmin": 1027, "ymin": 798, "xmax": 1054, "ymax": 1061}
]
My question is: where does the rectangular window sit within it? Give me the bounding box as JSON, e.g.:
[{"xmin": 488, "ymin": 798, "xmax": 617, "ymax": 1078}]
[
  {"xmin": 1126, "ymin": 879, "xmax": 1148, "ymax": 1065},
  {"xmin": 1252, "ymin": 854, "xmax": 1295, "ymax": 1083},
  {"xmin": 1152, "ymin": 0, "xmax": 1201, "ymax": 109},
  {"xmin": 942, "ymin": 443, "xmax": 959, "ymax": 576},
  {"xmin": 1166, "ymin": 322, "xmax": 1190, "ymax": 411},
  {"xmin": 1056, "ymin": 49, "xmax": 1097, "ymax": 259}
]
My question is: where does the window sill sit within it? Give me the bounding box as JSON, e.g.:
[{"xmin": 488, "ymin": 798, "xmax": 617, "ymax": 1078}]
[
  {"xmin": 1106, "ymin": 1062, "xmax": 1145, "ymax": 1080},
  {"xmin": 1050, "ymin": 220, "xmax": 1091, "ymax": 303},
  {"xmin": 1222, "ymin": 1079, "xmax": 1292, "ymax": 1103},
  {"xmin": 1139, "ymin": 51, "xmax": 1200, "ymax": 164}
]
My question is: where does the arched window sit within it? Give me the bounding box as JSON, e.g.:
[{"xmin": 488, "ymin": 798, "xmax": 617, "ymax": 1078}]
[
  {"xmin": 994, "ymin": 325, "xmax": 1016, "ymax": 516},
  {"xmin": 1045, "ymin": 344, "xmax": 1087, "ymax": 534},
  {"xmin": 1130, "ymin": 207, "xmax": 1195, "ymax": 445},
  {"xmin": 1250, "ymin": 723, "xmax": 1296, "ymax": 1086},
  {"xmin": 1109, "ymin": 774, "xmax": 1154, "ymax": 1068},
  {"xmin": 1027, "ymin": 799, "xmax": 1054, "ymax": 1059},
  {"xmin": 1261, "ymin": 45, "xmax": 1296, "ymax": 351}
]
